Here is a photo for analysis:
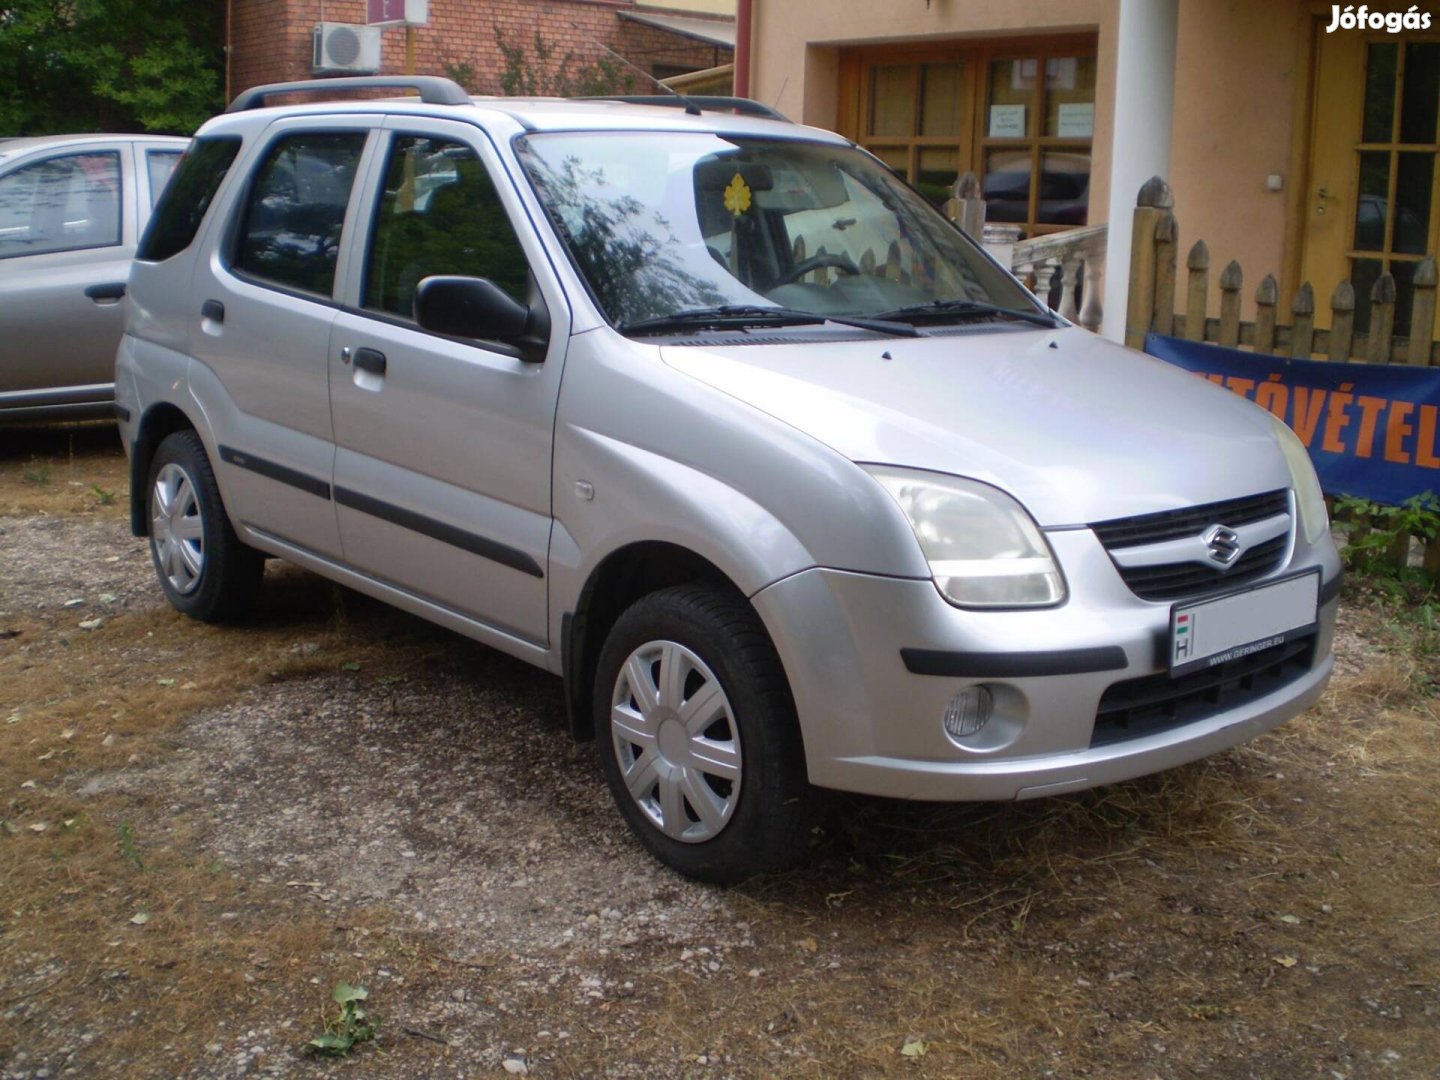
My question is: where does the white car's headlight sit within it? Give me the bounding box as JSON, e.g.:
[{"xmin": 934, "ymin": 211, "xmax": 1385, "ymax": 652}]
[
  {"xmin": 1273, "ymin": 421, "xmax": 1329, "ymax": 545},
  {"xmin": 865, "ymin": 466, "xmax": 1065, "ymax": 608}
]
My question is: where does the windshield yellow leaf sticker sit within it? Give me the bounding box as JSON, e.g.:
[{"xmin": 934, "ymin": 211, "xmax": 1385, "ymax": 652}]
[{"xmin": 724, "ymin": 173, "xmax": 752, "ymax": 216}]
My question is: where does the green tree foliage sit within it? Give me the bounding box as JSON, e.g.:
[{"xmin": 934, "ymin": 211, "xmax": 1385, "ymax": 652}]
[
  {"xmin": 0, "ymin": 0, "xmax": 223, "ymax": 135},
  {"xmin": 443, "ymin": 29, "xmax": 637, "ymax": 98}
]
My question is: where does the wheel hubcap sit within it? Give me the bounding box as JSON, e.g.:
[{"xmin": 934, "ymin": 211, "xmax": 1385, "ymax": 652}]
[
  {"xmin": 151, "ymin": 463, "xmax": 204, "ymax": 595},
  {"xmin": 611, "ymin": 640, "xmax": 741, "ymax": 844}
]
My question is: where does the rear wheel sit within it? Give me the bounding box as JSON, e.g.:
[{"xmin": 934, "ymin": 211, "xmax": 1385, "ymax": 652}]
[
  {"xmin": 594, "ymin": 585, "xmax": 813, "ymax": 883},
  {"xmin": 147, "ymin": 430, "xmax": 262, "ymax": 622}
]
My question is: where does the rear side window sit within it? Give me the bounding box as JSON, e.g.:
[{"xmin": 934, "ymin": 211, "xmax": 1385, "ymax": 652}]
[
  {"xmin": 138, "ymin": 136, "xmax": 241, "ymax": 262},
  {"xmin": 0, "ymin": 151, "xmax": 121, "ymax": 259},
  {"xmin": 145, "ymin": 150, "xmax": 183, "ymax": 207},
  {"xmin": 234, "ymin": 131, "xmax": 367, "ymax": 298}
]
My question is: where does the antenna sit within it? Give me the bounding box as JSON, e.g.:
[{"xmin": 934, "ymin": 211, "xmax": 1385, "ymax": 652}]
[
  {"xmin": 570, "ymin": 24, "xmax": 702, "ymax": 116},
  {"xmin": 772, "ymin": 76, "xmax": 789, "ymax": 112}
]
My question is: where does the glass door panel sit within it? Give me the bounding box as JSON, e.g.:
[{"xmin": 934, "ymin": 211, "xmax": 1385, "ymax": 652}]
[
  {"xmin": 1345, "ymin": 38, "xmax": 1440, "ymax": 333},
  {"xmin": 917, "ymin": 147, "xmax": 961, "ymax": 208}
]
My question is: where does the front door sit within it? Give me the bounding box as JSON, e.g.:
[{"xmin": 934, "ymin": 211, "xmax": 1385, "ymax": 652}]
[
  {"xmin": 1301, "ymin": 28, "xmax": 1440, "ymax": 335},
  {"xmin": 327, "ymin": 118, "xmax": 569, "ymax": 647}
]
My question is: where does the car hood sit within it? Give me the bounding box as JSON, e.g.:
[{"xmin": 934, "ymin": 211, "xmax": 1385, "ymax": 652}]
[{"xmin": 660, "ymin": 325, "xmax": 1292, "ymax": 528}]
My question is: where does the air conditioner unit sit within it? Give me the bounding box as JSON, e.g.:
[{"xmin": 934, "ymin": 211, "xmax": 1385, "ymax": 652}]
[{"xmin": 312, "ymin": 23, "xmax": 382, "ymax": 75}]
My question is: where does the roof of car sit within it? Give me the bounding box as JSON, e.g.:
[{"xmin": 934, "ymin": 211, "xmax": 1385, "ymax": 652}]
[
  {"xmin": 0, "ymin": 132, "xmax": 189, "ymax": 158},
  {"xmin": 214, "ymin": 96, "xmax": 848, "ymax": 143},
  {"xmin": 213, "ymin": 78, "xmax": 848, "ymax": 144}
]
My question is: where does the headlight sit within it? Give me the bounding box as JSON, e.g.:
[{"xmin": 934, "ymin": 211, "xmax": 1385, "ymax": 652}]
[
  {"xmin": 1273, "ymin": 421, "xmax": 1329, "ymax": 545},
  {"xmin": 865, "ymin": 466, "xmax": 1065, "ymax": 608}
]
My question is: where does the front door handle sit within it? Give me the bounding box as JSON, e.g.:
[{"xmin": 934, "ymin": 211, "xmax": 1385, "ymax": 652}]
[
  {"xmin": 84, "ymin": 281, "xmax": 126, "ymax": 302},
  {"xmin": 353, "ymin": 347, "xmax": 387, "ymax": 376},
  {"xmin": 201, "ymin": 299, "xmax": 225, "ymax": 323}
]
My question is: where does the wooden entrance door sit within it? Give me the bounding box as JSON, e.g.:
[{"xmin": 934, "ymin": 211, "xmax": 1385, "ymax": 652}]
[{"xmin": 1301, "ymin": 30, "xmax": 1440, "ymax": 335}]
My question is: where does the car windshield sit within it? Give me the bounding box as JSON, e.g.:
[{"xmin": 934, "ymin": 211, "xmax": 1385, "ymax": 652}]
[{"xmin": 515, "ymin": 132, "xmax": 1039, "ymax": 331}]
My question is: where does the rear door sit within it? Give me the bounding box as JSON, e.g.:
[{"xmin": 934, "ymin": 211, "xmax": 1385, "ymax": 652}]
[
  {"xmin": 328, "ymin": 117, "xmax": 570, "ymax": 646},
  {"xmin": 187, "ymin": 117, "xmax": 377, "ymax": 559},
  {"xmin": 0, "ymin": 141, "xmax": 134, "ymax": 407}
]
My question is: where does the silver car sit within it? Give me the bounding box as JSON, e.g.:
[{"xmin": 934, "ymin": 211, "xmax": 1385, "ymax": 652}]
[
  {"xmin": 116, "ymin": 78, "xmax": 1340, "ymax": 882},
  {"xmin": 0, "ymin": 133, "xmax": 188, "ymax": 420}
]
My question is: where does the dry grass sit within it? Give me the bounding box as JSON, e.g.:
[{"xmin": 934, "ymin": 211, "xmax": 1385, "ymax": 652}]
[
  {"xmin": 0, "ymin": 426, "xmax": 454, "ymax": 1075},
  {"xmin": 0, "ymin": 422, "xmax": 128, "ymax": 518},
  {"xmin": 3, "ymin": 429, "xmax": 1439, "ymax": 1078}
]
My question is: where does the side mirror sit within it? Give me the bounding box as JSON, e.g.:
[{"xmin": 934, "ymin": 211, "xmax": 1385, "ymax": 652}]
[{"xmin": 415, "ymin": 275, "xmax": 535, "ymax": 349}]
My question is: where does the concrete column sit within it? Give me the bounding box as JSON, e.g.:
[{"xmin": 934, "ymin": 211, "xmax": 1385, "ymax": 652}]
[{"xmin": 1100, "ymin": 0, "xmax": 1178, "ymax": 343}]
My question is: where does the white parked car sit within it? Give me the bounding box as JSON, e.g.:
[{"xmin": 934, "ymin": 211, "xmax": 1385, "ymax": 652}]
[{"xmin": 0, "ymin": 133, "xmax": 188, "ymax": 420}]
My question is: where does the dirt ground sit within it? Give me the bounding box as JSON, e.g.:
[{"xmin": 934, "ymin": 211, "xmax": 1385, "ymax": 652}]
[{"xmin": 2, "ymin": 424, "xmax": 1438, "ymax": 1080}]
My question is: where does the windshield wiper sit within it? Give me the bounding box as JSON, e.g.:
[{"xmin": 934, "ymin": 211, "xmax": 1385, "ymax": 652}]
[
  {"xmin": 619, "ymin": 304, "xmax": 921, "ymax": 338},
  {"xmin": 874, "ymin": 298, "xmax": 1060, "ymax": 329}
]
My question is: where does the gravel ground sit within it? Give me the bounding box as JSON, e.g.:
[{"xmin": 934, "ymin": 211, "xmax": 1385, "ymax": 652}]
[
  {"xmin": 2, "ymin": 514, "xmax": 772, "ymax": 1078},
  {"xmin": 3, "ymin": 510, "xmax": 1432, "ymax": 1080}
]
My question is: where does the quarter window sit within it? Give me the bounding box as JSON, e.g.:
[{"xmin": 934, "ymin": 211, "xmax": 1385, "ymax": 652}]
[
  {"xmin": 235, "ymin": 132, "xmax": 367, "ymax": 298},
  {"xmin": 0, "ymin": 151, "xmax": 122, "ymax": 259},
  {"xmin": 363, "ymin": 135, "xmax": 531, "ymax": 321},
  {"xmin": 138, "ymin": 136, "xmax": 241, "ymax": 262}
]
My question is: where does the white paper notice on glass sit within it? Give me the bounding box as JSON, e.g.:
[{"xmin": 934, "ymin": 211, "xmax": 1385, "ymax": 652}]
[
  {"xmin": 988, "ymin": 104, "xmax": 1026, "ymax": 138},
  {"xmin": 1057, "ymin": 103, "xmax": 1095, "ymax": 138}
]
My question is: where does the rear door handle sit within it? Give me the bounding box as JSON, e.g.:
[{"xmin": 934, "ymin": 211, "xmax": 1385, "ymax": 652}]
[
  {"xmin": 84, "ymin": 281, "xmax": 126, "ymax": 302},
  {"xmin": 201, "ymin": 299, "xmax": 225, "ymax": 323},
  {"xmin": 353, "ymin": 348, "xmax": 387, "ymax": 376}
]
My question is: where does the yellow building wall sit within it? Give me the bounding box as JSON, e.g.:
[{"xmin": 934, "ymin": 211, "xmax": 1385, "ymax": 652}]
[
  {"xmin": 1170, "ymin": 1, "xmax": 1309, "ymax": 311},
  {"xmin": 636, "ymin": 0, "xmax": 736, "ymax": 15},
  {"xmin": 750, "ymin": 0, "xmax": 1311, "ymax": 320}
]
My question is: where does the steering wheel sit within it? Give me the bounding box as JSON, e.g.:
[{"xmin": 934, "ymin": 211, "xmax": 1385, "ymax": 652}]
[{"xmin": 771, "ymin": 253, "xmax": 861, "ymax": 287}]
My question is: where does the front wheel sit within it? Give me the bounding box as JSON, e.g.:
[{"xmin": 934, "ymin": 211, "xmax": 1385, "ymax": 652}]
[
  {"xmin": 147, "ymin": 430, "xmax": 263, "ymax": 622},
  {"xmin": 594, "ymin": 585, "xmax": 813, "ymax": 883}
]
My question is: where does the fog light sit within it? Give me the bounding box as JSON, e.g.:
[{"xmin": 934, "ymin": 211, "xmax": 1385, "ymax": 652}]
[{"xmin": 942, "ymin": 686, "xmax": 993, "ymax": 740}]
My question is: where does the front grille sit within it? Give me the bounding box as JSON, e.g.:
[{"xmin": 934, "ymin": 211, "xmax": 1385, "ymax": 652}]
[
  {"xmin": 1092, "ymin": 490, "xmax": 1291, "ymax": 602},
  {"xmin": 1114, "ymin": 534, "xmax": 1289, "ymax": 601},
  {"xmin": 1091, "ymin": 635, "xmax": 1315, "ymax": 748},
  {"xmin": 1092, "ymin": 490, "xmax": 1289, "ymax": 548}
]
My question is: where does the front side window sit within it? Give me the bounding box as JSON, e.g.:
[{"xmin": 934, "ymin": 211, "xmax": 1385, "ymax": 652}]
[
  {"xmin": 363, "ymin": 135, "xmax": 531, "ymax": 321},
  {"xmin": 139, "ymin": 136, "xmax": 242, "ymax": 262},
  {"xmin": 0, "ymin": 151, "xmax": 121, "ymax": 259},
  {"xmin": 234, "ymin": 132, "xmax": 367, "ymax": 297},
  {"xmin": 517, "ymin": 132, "xmax": 1033, "ymax": 329}
]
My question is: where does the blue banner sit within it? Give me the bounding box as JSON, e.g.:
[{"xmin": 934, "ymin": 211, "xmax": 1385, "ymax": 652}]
[{"xmin": 1144, "ymin": 334, "xmax": 1440, "ymax": 506}]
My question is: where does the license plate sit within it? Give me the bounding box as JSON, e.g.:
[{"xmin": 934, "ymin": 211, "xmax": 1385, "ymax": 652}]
[{"xmin": 1169, "ymin": 570, "xmax": 1320, "ymax": 677}]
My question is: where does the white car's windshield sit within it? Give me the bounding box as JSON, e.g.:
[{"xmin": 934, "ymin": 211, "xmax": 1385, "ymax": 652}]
[{"xmin": 516, "ymin": 132, "xmax": 1041, "ymax": 332}]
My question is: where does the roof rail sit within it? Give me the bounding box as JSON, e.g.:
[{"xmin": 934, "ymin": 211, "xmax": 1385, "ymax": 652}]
[
  {"xmin": 226, "ymin": 76, "xmax": 471, "ymax": 114},
  {"xmin": 587, "ymin": 95, "xmax": 791, "ymax": 122}
]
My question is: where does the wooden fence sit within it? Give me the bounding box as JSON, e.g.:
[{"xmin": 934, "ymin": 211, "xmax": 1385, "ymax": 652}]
[
  {"xmin": 1123, "ymin": 176, "xmax": 1440, "ymax": 578},
  {"xmin": 1124, "ymin": 177, "xmax": 1438, "ymax": 364}
]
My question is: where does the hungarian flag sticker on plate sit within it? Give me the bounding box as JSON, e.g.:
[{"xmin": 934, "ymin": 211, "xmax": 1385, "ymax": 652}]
[{"xmin": 1169, "ymin": 570, "xmax": 1320, "ymax": 677}]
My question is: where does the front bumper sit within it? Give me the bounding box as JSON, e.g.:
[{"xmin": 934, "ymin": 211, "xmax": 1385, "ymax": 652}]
[{"xmin": 751, "ymin": 526, "xmax": 1339, "ymax": 801}]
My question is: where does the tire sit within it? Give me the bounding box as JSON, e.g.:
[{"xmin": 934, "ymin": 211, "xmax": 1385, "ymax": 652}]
[
  {"xmin": 594, "ymin": 584, "xmax": 813, "ymax": 884},
  {"xmin": 146, "ymin": 430, "xmax": 263, "ymax": 622}
]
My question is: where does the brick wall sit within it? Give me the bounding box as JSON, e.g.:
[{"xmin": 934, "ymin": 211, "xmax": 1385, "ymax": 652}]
[{"xmin": 230, "ymin": 0, "xmax": 730, "ymax": 100}]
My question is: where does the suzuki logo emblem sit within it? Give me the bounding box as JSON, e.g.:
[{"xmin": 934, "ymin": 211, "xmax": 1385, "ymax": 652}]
[{"xmin": 1204, "ymin": 524, "xmax": 1242, "ymax": 565}]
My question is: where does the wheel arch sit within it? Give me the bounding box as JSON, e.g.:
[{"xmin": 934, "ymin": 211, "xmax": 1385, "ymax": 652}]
[
  {"xmin": 129, "ymin": 402, "xmax": 200, "ymax": 536},
  {"xmin": 563, "ymin": 541, "xmax": 784, "ymax": 745}
]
